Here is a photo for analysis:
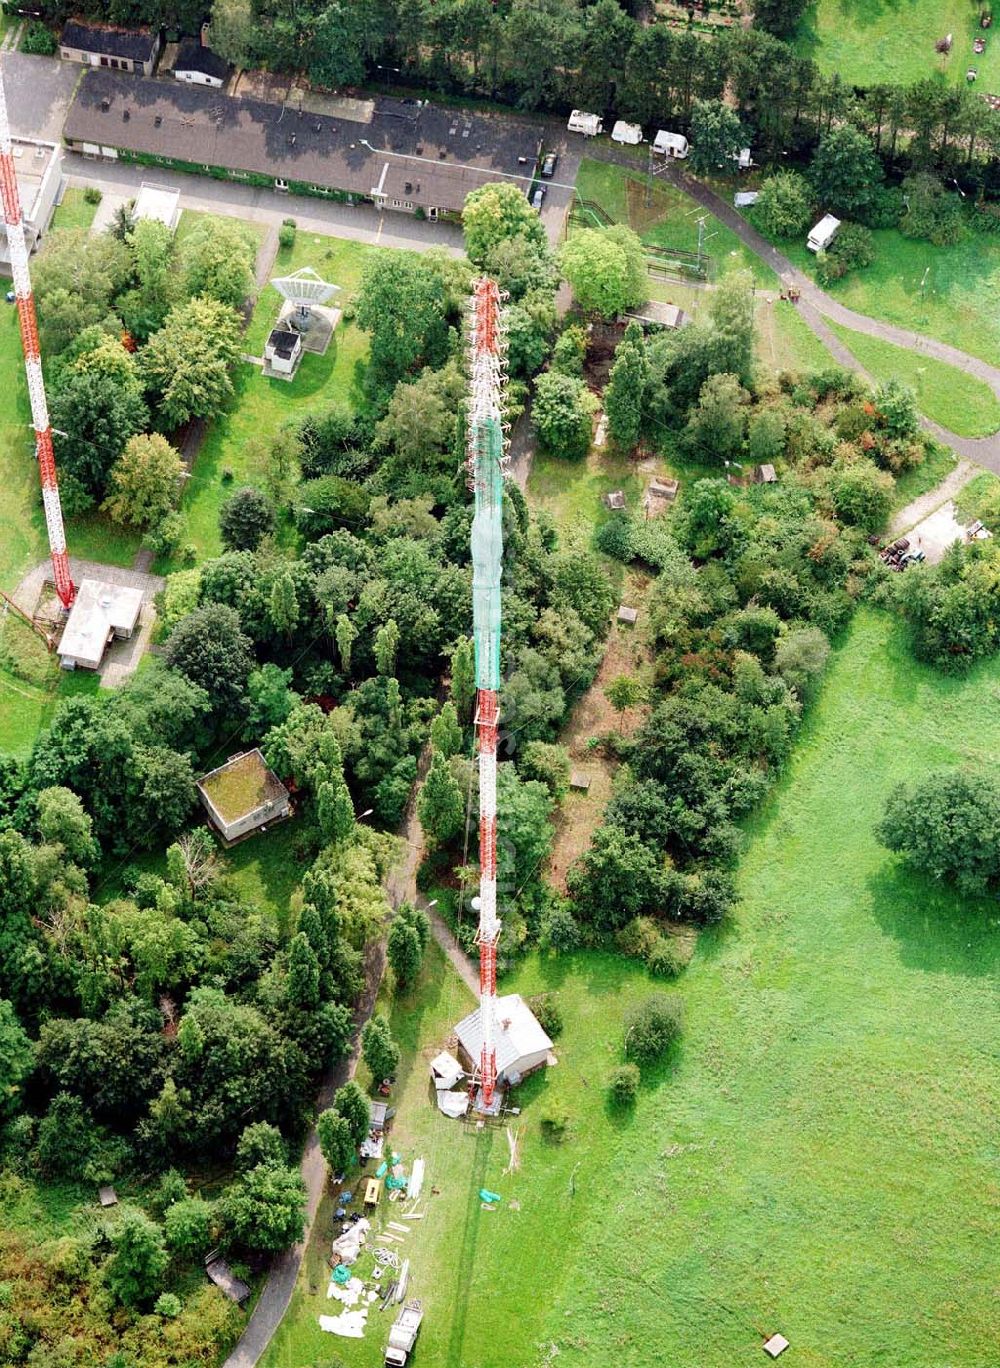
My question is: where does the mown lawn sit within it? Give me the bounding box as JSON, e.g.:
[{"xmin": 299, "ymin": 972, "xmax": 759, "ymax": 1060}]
[
  {"xmin": 955, "ymin": 467, "xmax": 1000, "ymax": 524},
  {"xmin": 576, "ymin": 159, "xmax": 778, "ymax": 287},
  {"xmin": 827, "ymin": 319, "xmax": 1000, "ymax": 437},
  {"xmin": 757, "ymin": 296, "xmax": 834, "ymax": 375},
  {"xmin": 768, "ymin": 225, "xmax": 1000, "ymax": 368},
  {"xmin": 49, "ymin": 187, "xmax": 99, "ymax": 234},
  {"xmin": 177, "ymin": 231, "xmax": 374, "ymax": 561},
  {"xmin": 795, "ymin": 0, "xmax": 1000, "ymax": 90},
  {"xmin": 264, "ymin": 608, "xmax": 1000, "ymax": 1368}
]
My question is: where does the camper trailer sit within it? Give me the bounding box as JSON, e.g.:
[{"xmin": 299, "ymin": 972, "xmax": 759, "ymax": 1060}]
[
  {"xmin": 611, "ymin": 120, "xmax": 643, "ymax": 145},
  {"xmin": 734, "ymin": 147, "xmax": 752, "ymax": 170},
  {"xmin": 567, "ymin": 109, "xmax": 603, "ymax": 137},
  {"xmin": 652, "ymin": 130, "xmax": 690, "ymax": 159},
  {"xmin": 807, "ymin": 214, "xmax": 841, "ymax": 253}
]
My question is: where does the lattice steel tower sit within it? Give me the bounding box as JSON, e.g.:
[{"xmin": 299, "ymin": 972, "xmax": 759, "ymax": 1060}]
[{"xmin": 0, "ymin": 58, "xmax": 74, "ymax": 609}]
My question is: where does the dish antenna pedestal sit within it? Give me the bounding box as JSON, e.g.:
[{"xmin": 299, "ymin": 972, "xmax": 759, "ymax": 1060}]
[{"xmin": 270, "ymin": 266, "xmax": 340, "ymax": 332}]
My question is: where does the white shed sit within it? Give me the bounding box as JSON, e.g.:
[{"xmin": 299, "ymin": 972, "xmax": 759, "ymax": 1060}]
[
  {"xmin": 454, "ymin": 994, "xmax": 553, "ymax": 1084},
  {"xmin": 133, "ymin": 182, "xmax": 181, "ymax": 232},
  {"xmin": 807, "ymin": 214, "xmax": 841, "ymax": 253},
  {"xmin": 173, "ymin": 41, "xmax": 229, "ymax": 88},
  {"xmin": 59, "ymin": 579, "xmax": 143, "ymax": 671},
  {"xmin": 653, "ymin": 130, "xmax": 689, "ymax": 159},
  {"xmin": 264, "ymin": 327, "xmax": 303, "ymax": 378}
]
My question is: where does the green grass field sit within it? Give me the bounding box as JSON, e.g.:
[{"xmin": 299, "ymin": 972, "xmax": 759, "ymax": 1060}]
[
  {"xmin": 263, "ymin": 607, "xmax": 1000, "ymax": 1367},
  {"xmin": 178, "ymin": 230, "xmax": 374, "ymax": 561},
  {"xmin": 49, "ymin": 187, "xmax": 99, "ymax": 235},
  {"xmin": 955, "ymin": 468, "xmax": 1000, "ymax": 524},
  {"xmin": 770, "ymin": 226, "xmax": 1000, "ymax": 368},
  {"xmin": 827, "ymin": 319, "xmax": 1000, "ymax": 436},
  {"xmin": 576, "ymin": 159, "xmax": 779, "ymax": 288},
  {"xmin": 795, "ymin": 0, "xmax": 1000, "ymax": 90}
]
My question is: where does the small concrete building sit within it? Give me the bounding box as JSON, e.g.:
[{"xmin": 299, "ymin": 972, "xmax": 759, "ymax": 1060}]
[
  {"xmin": 454, "ymin": 993, "xmax": 553, "ymax": 1086},
  {"xmin": 173, "ymin": 40, "xmax": 229, "ymax": 88},
  {"xmin": 59, "ymin": 21, "xmax": 162, "ymax": 76},
  {"xmin": 264, "ymin": 327, "xmax": 303, "ymax": 378},
  {"xmin": 0, "ymin": 138, "xmax": 62, "ymax": 267},
  {"xmin": 58, "ymin": 579, "xmax": 143, "ymax": 671},
  {"xmin": 197, "ymin": 749, "xmax": 290, "ymax": 845},
  {"xmin": 132, "ymin": 182, "xmax": 181, "ymax": 231}
]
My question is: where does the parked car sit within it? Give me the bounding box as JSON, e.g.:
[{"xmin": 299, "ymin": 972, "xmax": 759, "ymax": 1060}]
[
  {"xmin": 541, "ymin": 151, "xmax": 558, "ymax": 179},
  {"xmin": 530, "ymin": 183, "xmax": 546, "ymax": 210}
]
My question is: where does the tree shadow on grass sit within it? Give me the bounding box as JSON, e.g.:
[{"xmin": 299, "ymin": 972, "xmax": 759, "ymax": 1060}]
[
  {"xmin": 444, "ymin": 1127, "xmax": 494, "ymax": 1368},
  {"xmin": 867, "ymin": 860, "xmax": 1000, "ymax": 978}
]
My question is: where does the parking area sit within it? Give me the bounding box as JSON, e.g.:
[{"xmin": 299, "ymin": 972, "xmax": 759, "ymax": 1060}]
[
  {"xmin": 903, "ymin": 501, "xmax": 968, "ymax": 564},
  {"xmin": 3, "ymin": 52, "xmax": 80, "ymax": 142}
]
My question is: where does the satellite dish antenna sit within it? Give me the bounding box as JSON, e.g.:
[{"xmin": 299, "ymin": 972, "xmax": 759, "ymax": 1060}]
[{"xmin": 270, "ymin": 266, "xmax": 340, "ymax": 332}]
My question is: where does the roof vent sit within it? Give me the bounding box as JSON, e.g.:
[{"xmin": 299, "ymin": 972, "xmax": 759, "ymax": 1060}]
[
  {"xmin": 416, "ymin": 144, "xmax": 423, "ymax": 154},
  {"xmin": 154, "ymin": 114, "xmax": 162, "ymax": 127},
  {"xmin": 314, "ymin": 121, "xmax": 321, "ymax": 132},
  {"xmin": 438, "ymin": 148, "xmax": 446, "ymax": 158},
  {"xmin": 123, "ymin": 109, "xmax": 130, "ymax": 121},
  {"xmin": 404, "ymin": 180, "xmax": 412, "ymax": 193},
  {"xmin": 288, "ymin": 133, "xmax": 296, "ymax": 146},
  {"xmin": 100, "ymin": 97, "xmax": 110, "ymax": 112}
]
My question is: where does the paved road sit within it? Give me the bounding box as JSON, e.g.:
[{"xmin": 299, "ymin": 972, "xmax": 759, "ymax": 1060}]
[{"xmin": 587, "ymin": 144, "xmax": 1000, "ymax": 471}]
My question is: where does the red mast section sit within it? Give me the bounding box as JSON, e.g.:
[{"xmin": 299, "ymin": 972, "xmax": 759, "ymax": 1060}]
[{"xmin": 0, "ymin": 59, "xmax": 75, "ymax": 609}]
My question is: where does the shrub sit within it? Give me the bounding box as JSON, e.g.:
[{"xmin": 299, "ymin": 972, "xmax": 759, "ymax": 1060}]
[
  {"xmin": 278, "ymin": 220, "xmax": 297, "ymax": 250},
  {"xmin": 533, "ymin": 370, "xmax": 597, "ymax": 461},
  {"xmin": 528, "ymin": 994, "xmax": 563, "ymax": 1040},
  {"xmin": 647, "ymin": 938, "xmax": 686, "ymax": 978},
  {"xmin": 751, "ymin": 171, "xmax": 812, "ymax": 239},
  {"xmin": 829, "ymin": 459, "xmax": 893, "ymax": 533},
  {"xmin": 21, "ymin": 21, "xmax": 57, "ymax": 54},
  {"xmin": 538, "ymin": 899, "xmax": 581, "ymax": 952},
  {"xmin": 624, "ymin": 995, "xmax": 683, "ymax": 1065},
  {"xmin": 540, "ymin": 1108, "xmax": 569, "ymax": 1142},
  {"xmin": 519, "ymin": 740, "xmax": 570, "ymax": 798},
  {"xmin": 608, "ymin": 1063, "xmax": 641, "ymax": 1106},
  {"xmin": 155, "ymin": 1292, "xmax": 182, "ymax": 1319},
  {"xmin": 875, "ymin": 768, "xmax": 1000, "ymax": 894},
  {"xmin": 616, "ymin": 916, "xmax": 662, "ymax": 960},
  {"xmin": 816, "ymin": 223, "xmax": 876, "ymax": 284}
]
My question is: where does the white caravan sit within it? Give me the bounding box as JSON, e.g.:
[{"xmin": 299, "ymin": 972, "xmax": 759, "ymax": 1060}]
[
  {"xmin": 567, "ymin": 109, "xmax": 603, "ymax": 137},
  {"xmin": 611, "ymin": 120, "xmax": 643, "ymax": 145},
  {"xmin": 652, "ymin": 129, "xmax": 690, "ymax": 159},
  {"xmin": 807, "ymin": 214, "xmax": 841, "ymax": 253}
]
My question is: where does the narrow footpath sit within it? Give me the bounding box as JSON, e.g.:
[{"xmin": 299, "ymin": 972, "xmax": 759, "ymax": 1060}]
[{"xmin": 589, "ymin": 145, "xmax": 1000, "ymax": 472}]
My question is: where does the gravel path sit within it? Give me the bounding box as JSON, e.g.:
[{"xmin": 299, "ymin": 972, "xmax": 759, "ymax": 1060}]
[{"xmin": 890, "ymin": 460, "xmax": 978, "ymax": 535}]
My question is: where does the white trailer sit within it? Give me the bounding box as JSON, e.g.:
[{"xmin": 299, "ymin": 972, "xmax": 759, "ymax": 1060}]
[
  {"xmin": 385, "ymin": 1301, "xmax": 424, "ymax": 1367},
  {"xmin": 652, "ymin": 129, "xmax": 689, "ymax": 159},
  {"xmin": 610, "ymin": 120, "xmax": 643, "ymax": 145},
  {"xmin": 567, "ymin": 109, "xmax": 603, "ymax": 137},
  {"xmin": 807, "ymin": 214, "xmax": 841, "ymax": 253}
]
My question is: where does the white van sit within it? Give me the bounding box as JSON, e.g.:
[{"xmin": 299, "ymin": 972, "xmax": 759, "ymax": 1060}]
[
  {"xmin": 567, "ymin": 110, "xmax": 603, "ymax": 137},
  {"xmin": 652, "ymin": 130, "xmax": 689, "ymax": 159},
  {"xmin": 807, "ymin": 214, "xmax": 841, "ymax": 253},
  {"xmin": 611, "ymin": 120, "xmax": 643, "ymax": 145}
]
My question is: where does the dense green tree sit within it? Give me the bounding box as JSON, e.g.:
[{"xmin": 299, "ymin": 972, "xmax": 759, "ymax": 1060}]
[
  {"xmin": 333, "ymin": 1079, "xmax": 371, "ymax": 1145},
  {"xmin": 506, "ymin": 292, "xmax": 556, "ymax": 378},
  {"xmin": 210, "ymin": 0, "xmax": 256, "ymax": 66},
  {"xmin": 675, "ymin": 478, "xmax": 741, "ymax": 559},
  {"xmin": 103, "ymin": 433, "xmax": 184, "ymax": 528},
  {"xmin": 361, "ymin": 1015, "xmax": 399, "ymax": 1083},
  {"xmin": 418, "ymin": 752, "xmax": 465, "ymax": 845},
  {"xmin": 222, "ymin": 1163, "xmax": 306, "ymax": 1253},
  {"xmin": 623, "ymin": 994, "xmax": 683, "ymax": 1064},
  {"xmin": 0, "ymin": 999, "xmax": 32, "ymax": 1125},
  {"xmin": 532, "ymin": 371, "xmax": 597, "ymax": 461},
  {"xmin": 36, "ymin": 1092, "xmax": 99, "ymax": 1179},
  {"xmin": 605, "ymin": 322, "xmax": 648, "ymax": 450},
  {"xmin": 49, "ymin": 370, "xmax": 149, "ymax": 506},
  {"xmin": 355, "ymin": 250, "xmax": 462, "ymax": 397},
  {"xmin": 140, "ymin": 297, "xmax": 243, "ymax": 427},
  {"xmin": 829, "ymin": 459, "xmax": 893, "ymax": 532},
  {"xmin": 317, "ymin": 1107, "xmax": 355, "ymax": 1175},
  {"xmin": 876, "ymin": 769, "xmax": 1000, "ymax": 894},
  {"xmin": 430, "ymin": 702, "xmax": 463, "ymax": 759},
  {"xmin": 875, "ymin": 378, "xmax": 919, "ymax": 440},
  {"xmin": 308, "ymin": 2, "xmax": 367, "ymax": 86},
  {"xmin": 235, "ymin": 1121, "xmax": 287, "ymax": 1173},
  {"xmin": 106, "ymin": 1209, "xmax": 169, "ymax": 1308},
  {"xmin": 287, "ymin": 932, "xmax": 321, "ymax": 1009},
  {"xmin": 163, "ymin": 1196, "xmax": 213, "ymax": 1260},
  {"xmin": 374, "ymin": 620, "xmax": 400, "ymax": 677},
  {"xmin": 35, "ymin": 786, "xmax": 98, "ymax": 869},
  {"xmin": 752, "ymin": 0, "xmax": 809, "ymax": 37},
  {"xmin": 164, "ymin": 603, "xmax": 254, "ymax": 712},
  {"xmin": 774, "ymin": 625, "xmax": 830, "ymax": 697},
  {"xmin": 896, "ymin": 539, "xmax": 1000, "ymax": 671},
  {"xmin": 683, "ymin": 372, "xmax": 748, "ymax": 463},
  {"xmin": 220, "ymin": 486, "xmax": 276, "ymax": 552},
  {"xmin": 269, "ymin": 571, "xmax": 300, "ymax": 640},
  {"xmin": 567, "ymin": 824, "xmax": 667, "ymax": 931},
  {"xmin": 810, "ymin": 124, "xmax": 884, "ymax": 219},
  {"xmin": 317, "ymin": 770, "xmax": 355, "ymax": 846},
  {"xmin": 123, "ymin": 217, "xmax": 175, "ymax": 338},
  {"xmin": 33, "ymin": 230, "xmax": 130, "ymax": 354},
  {"xmin": 462, "ymin": 181, "xmax": 547, "ymax": 267},
  {"xmin": 753, "ymin": 170, "xmax": 814, "ymax": 238},
  {"xmin": 519, "ymin": 740, "xmax": 570, "ymax": 797},
  {"xmin": 387, "ymin": 917, "xmax": 422, "ymax": 990},
  {"xmin": 688, "ymin": 99, "xmax": 746, "ymax": 175},
  {"xmin": 179, "ymin": 216, "xmax": 256, "ymax": 310},
  {"xmin": 605, "ymin": 674, "xmax": 647, "ymax": 731},
  {"xmin": 559, "ymin": 225, "xmax": 647, "ymax": 319},
  {"xmin": 449, "ymin": 637, "xmax": 477, "ymax": 721},
  {"xmin": 335, "ymin": 614, "xmax": 357, "ymax": 675}
]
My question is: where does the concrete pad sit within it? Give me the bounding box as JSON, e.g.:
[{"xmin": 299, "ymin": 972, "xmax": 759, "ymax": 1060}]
[{"xmin": 906, "ymin": 500, "xmax": 966, "ymax": 564}]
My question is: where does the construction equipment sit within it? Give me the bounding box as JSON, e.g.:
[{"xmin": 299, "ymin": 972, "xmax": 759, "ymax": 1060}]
[{"xmin": 384, "ymin": 1299, "xmax": 423, "ymax": 1366}]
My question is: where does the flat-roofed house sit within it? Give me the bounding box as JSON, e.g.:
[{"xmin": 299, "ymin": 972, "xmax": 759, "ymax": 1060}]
[
  {"xmin": 196, "ymin": 750, "xmax": 291, "ymax": 845},
  {"xmin": 0, "ymin": 138, "xmax": 62, "ymax": 266},
  {"xmin": 58, "ymin": 579, "xmax": 143, "ymax": 671},
  {"xmin": 59, "ymin": 22, "xmax": 162, "ymax": 76}
]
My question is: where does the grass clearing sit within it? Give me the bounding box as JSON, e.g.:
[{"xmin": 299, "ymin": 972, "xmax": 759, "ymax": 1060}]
[
  {"xmin": 757, "ymin": 296, "xmax": 834, "ymax": 375},
  {"xmin": 890, "ymin": 439, "xmax": 958, "ymax": 511},
  {"xmin": 50, "ymin": 187, "xmax": 99, "ymax": 234},
  {"xmin": 955, "ymin": 468, "xmax": 1000, "ymax": 524},
  {"xmin": 795, "ymin": 0, "xmax": 1000, "ymax": 90},
  {"xmin": 178, "ymin": 231, "xmax": 374, "ymax": 561},
  {"xmin": 265, "ymin": 608, "xmax": 1000, "ymax": 1368},
  {"xmin": 827, "ymin": 319, "xmax": 1000, "ymax": 436},
  {"xmin": 576, "ymin": 159, "xmax": 778, "ymax": 288},
  {"xmin": 763, "ymin": 224, "xmax": 1000, "ymax": 368}
]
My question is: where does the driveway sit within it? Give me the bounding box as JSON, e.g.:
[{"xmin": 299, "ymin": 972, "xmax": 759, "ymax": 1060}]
[{"xmin": 2, "ymin": 52, "xmax": 80, "ymax": 142}]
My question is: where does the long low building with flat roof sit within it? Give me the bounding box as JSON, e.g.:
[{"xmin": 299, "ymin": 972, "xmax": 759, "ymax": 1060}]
[
  {"xmin": 63, "ymin": 70, "xmax": 543, "ymax": 219},
  {"xmin": 0, "ymin": 137, "xmax": 62, "ymax": 266}
]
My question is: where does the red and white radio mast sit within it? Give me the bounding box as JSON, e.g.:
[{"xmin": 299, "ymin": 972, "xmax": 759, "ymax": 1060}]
[{"xmin": 0, "ymin": 58, "xmax": 75, "ymax": 609}]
